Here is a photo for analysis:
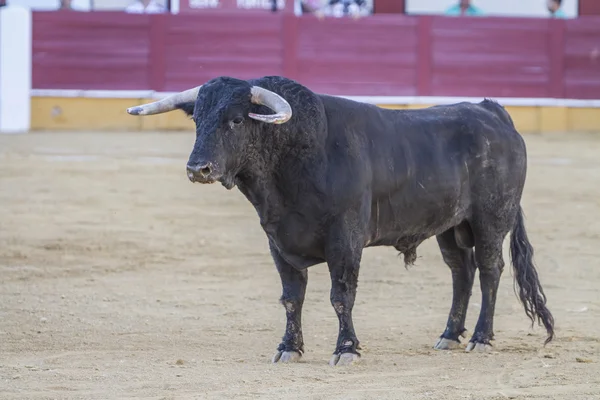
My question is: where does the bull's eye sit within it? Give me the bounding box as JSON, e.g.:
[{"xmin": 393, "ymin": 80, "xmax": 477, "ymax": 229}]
[{"xmin": 232, "ymin": 116, "xmax": 244, "ymax": 125}]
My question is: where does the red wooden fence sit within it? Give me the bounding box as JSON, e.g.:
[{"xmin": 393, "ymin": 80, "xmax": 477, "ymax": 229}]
[
  {"xmin": 31, "ymin": 12, "xmax": 600, "ymax": 99},
  {"xmin": 579, "ymin": 0, "xmax": 600, "ymax": 15}
]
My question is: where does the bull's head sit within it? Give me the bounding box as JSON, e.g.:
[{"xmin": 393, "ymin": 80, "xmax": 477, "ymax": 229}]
[{"xmin": 126, "ymin": 78, "xmax": 292, "ymax": 189}]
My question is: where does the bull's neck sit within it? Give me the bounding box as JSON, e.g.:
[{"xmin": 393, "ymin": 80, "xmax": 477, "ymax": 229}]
[
  {"xmin": 236, "ymin": 128, "xmax": 326, "ymax": 217},
  {"xmin": 247, "ymin": 124, "xmax": 323, "ymax": 179}
]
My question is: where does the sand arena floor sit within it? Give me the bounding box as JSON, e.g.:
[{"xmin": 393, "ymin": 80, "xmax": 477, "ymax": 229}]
[{"xmin": 1, "ymin": 131, "xmax": 599, "ymax": 400}]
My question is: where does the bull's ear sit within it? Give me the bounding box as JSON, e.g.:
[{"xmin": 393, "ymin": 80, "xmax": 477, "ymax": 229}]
[{"xmin": 175, "ymin": 102, "xmax": 195, "ymax": 118}]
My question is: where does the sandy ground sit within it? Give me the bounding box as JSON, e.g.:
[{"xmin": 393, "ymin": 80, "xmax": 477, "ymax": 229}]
[{"xmin": 1, "ymin": 130, "xmax": 599, "ymax": 400}]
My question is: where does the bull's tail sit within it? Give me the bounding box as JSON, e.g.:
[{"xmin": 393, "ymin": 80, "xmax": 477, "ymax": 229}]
[{"xmin": 509, "ymin": 206, "xmax": 555, "ymax": 345}]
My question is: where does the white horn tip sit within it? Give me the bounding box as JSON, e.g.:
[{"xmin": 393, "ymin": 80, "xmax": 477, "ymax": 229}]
[
  {"xmin": 127, "ymin": 106, "xmax": 145, "ymax": 116},
  {"xmin": 248, "ymin": 112, "xmax": 291, "ymax": 124}
]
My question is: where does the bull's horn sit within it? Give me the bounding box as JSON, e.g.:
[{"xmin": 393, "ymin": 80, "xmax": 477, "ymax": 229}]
[
  {"xmin": 248, "ymin": 86, "xmax": 292, "ymax": 124},
  {"xmin": 126, "ymin": 86, "xmax": 202, "ymax": 116}
]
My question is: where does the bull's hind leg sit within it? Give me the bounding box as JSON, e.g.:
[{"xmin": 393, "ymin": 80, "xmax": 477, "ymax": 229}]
[
  {"xmin": 270, "ymin": 243, "xmax": 308, "ymax": 363},
  {"xmin": 433, "ymin": 226, "xmax": 477, "ymax": 350},
  {"xmin": 466, "ymin": 230, "xmax": 508, "ymax": 352}
]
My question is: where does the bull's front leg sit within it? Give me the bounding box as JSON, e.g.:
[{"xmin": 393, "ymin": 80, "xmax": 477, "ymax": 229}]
[
  {"xmin": 270, "ymin": 244, "xmax": 308, "ymax": 363},
  {"xmin": 326, "ymin": 237, "xmax": 363, "ymax": 367}
]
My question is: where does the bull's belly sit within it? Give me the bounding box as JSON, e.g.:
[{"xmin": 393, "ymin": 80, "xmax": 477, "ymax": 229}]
[
  {"xmin": 264, "ymin": 186, "xmax": 468, "ymax": 268},
  {"xmin": 365, "ymin": 192, "xmax": 468, "ymax": 250}
]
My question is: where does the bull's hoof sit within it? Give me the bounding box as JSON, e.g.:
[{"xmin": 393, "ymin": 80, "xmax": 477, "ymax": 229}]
[
  {"xmin": 272, "ymin": 350, "xmax": 302, "ymax": 363},
  {"xmin": 465, "ymin": 341, "xmax": 493, "ymax": 352},
  {"xmin": 433, "ymin": 337, "xmax": 461, "ymax": 350},
  {"xmin": 329, "ymin": 352, "xmax": 360, "ymax": 367}
]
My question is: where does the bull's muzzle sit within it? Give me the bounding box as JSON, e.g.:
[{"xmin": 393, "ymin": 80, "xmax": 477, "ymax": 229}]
[{"xmin": 186, "ymin": 162, "xmax": 216, "ymax": 184}]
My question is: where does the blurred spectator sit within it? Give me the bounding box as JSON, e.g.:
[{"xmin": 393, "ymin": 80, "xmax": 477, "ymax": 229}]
[
  {"xmin": 546, "ymin": 0, "xmax": 566, "ymax": 18},
  {"xmin": 58, "ymin": 0, "xmax": 82, "ymax": 10},
  {"xmin": 295, "ymin": 0, "xmax": 325, "ymax": 18},
  {"xmin": 444, "ymin": 0, "xmax": 483, "ymax": 16},
  {"xmin": 58, "ymin": 0, "xmax": 87, "ymax": 11},
  {"xmin": 125, "ymin": 0, "xmax": 166, "ymax": 13},
  {"xmin": 0, "ymin": 0, "xmax": 6, "ymax": 7},
  {"xmin": 325, "ymin": 0, "xmax": 370, "ymax": 18}
]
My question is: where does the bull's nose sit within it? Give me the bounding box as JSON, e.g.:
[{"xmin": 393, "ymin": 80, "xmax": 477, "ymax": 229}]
[{"xmin": 186, "ymin": 162, "xmax": 213, "ymax": 181}]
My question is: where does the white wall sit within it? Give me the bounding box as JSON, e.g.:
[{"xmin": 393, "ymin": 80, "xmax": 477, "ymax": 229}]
[
  {"xmin": 406, "ymin": 0, "xmax": 578, "ymax": 18},
  {"xmin": 6, "ymin": 0, "xmax": 168, "ymax": 11},
  {"xmin": 0, "ymin": 5, "xmax": 32, "ymax": 133},
  {"xmin": 7, "ymin": 0, "xmax": 91, "ymax": 10},
  {"xmin": 92, "ymin": 0, "xmax": 168, "ymax": 10}
]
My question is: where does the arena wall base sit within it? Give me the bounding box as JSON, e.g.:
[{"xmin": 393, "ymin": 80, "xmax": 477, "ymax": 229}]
[
  {"xmin": 29, "ymin": 92, "xmax": 600, "ymax": 134},
  {"xmin": 31, "ymin": 97, "xmax": 144, "ymax": 131}
]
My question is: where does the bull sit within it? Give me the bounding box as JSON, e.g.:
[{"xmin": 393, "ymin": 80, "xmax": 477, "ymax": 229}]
[{"xmin": 126, "ymin": 76, "xmax": 554, "ymax": 366}]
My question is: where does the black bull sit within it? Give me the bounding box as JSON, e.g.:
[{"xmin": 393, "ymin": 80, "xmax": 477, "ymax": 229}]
[{"xmin": 127, "ymin": 76, "xmax": 554, "ymax": 366}]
